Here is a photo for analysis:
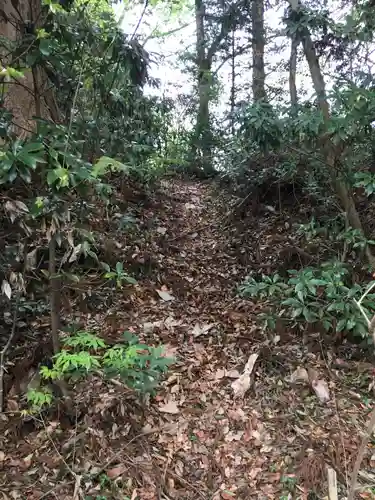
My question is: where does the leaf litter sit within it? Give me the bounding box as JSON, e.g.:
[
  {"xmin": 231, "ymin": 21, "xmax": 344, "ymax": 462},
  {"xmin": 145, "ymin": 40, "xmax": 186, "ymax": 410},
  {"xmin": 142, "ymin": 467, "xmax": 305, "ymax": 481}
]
[{"xmin": 0, "ymin": 179, "xmax": 374, "ymax": 499}]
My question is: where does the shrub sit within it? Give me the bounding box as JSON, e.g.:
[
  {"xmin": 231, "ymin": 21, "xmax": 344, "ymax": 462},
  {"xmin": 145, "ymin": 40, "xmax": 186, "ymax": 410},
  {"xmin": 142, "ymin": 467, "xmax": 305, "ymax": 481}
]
[
  {"xmin": 239, "ymin": 260, "xmax": 375, "ymax": 339},
  {"xmin": 27, "ymin": 331, "xmax": 174, "ymax": 412}
]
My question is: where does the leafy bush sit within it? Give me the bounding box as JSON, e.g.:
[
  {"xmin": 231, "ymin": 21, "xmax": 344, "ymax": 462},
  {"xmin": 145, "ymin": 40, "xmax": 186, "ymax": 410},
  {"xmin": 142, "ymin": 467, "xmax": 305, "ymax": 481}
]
[
  {"xmin": 238, "ymin": 100, "xmax": 283, "ymax": 152},
  {"xmin": 102, "ymin": 261, "xmax": 137, "ymax": 287},
  {"xmin": 239, "ymin": 261, "xmax": 375, "ymax": 339},
  {"xmin": 27, "ymin": 331, "xmax": 174, "ymax": 412},
  {"xmin": 296, "ymin": 218, "xmax": 375, "ymax": 258}
]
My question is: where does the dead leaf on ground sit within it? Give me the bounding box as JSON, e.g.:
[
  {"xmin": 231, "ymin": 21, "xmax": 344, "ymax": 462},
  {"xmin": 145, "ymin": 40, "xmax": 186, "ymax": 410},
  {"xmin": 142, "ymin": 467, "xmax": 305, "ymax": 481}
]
[
  {"xmin": 290, "ymin": 367, "xmax": 309, "ymax": 384},
  {"xmin": 143, "ymin": 320, "xmax": 162, "ymax": 333},
  {"xmin": 311, "ymin": 378, "xmax": 330, "ymax": 403},
  {"xmin": 307, "ymin": 368, "xmax": 330, "ymax": 402},
  {"xmin": 159, "ymin": 400, "xmax": 180, "ymax": 414},
  {"xmin": 106, "ymin": 465, "xmax": 127, "ymax": 479},
  {"xmin": 231, "ymin": 352, "xmax": 259, "ymax": 398},
  {"xmin": 156, "ymin": 289, "xmax": 175, "ymax": 301},
  {"xmin": 191, "ymin": 322, "xmax": 216, "ymax": 337}
]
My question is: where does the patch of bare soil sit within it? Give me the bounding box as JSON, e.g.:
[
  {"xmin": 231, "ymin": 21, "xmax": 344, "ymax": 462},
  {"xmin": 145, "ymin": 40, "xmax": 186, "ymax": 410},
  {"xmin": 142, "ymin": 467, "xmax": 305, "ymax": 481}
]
[{"xmin": 0, "ymin": 179, "xmax": 374, "ymax": 499}]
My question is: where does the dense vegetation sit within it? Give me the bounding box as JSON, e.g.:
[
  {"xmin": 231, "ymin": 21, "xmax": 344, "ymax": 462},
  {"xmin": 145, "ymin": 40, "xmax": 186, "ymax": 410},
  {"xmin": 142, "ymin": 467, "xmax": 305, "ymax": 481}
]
[{"xmin": 2, "ymin": 0, "xmax": 375, "ymax": 498}]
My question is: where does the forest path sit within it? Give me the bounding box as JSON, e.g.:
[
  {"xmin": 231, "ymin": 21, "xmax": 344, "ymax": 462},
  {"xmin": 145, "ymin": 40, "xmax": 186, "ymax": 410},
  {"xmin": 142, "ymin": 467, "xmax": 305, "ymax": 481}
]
[
  {"xmin": 122, "ymin": 179, "xmax": 365, "ymax": 500},
  {"xmin": 103, "ymin": 178, "xmax": 356, "ymax": 500},
  {"xmin": 1, "ymin": 179, "xmax": 368, "ymax": 500}
]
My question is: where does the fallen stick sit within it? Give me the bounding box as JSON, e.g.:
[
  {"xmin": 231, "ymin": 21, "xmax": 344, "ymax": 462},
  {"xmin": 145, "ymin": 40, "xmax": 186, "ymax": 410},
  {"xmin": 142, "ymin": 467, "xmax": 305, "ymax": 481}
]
[
  {"xmin": 349, "ymin": 286, "xmax": 375, "ymax": 499},
  {"xmin": 327, "ymin": 466, "xmax": 338, "ymax": 500}
]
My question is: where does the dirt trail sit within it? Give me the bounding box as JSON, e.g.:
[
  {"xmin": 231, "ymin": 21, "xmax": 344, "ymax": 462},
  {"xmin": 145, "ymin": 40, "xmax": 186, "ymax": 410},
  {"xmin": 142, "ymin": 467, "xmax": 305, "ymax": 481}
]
[{"xmin": 0, "ymin": 179, "xmax": 371, "ymax": 499}]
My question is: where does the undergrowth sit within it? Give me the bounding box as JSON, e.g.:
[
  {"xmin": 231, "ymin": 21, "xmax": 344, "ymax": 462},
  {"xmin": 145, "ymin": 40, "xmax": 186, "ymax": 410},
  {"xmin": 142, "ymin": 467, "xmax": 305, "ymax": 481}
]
[
  {"xmin": 239, "ymin": 260, "xmax": 375, "ymax": 340},
  {"xmin": 27, "ymin": 331, "xmax": 174, "ymax": 412}
]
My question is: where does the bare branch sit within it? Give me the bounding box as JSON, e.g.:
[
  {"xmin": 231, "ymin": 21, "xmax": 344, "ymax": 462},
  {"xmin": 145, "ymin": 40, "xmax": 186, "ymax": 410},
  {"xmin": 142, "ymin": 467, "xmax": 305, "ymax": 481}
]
[{"xmin": 131, "ymin": 0, "xmax": 149, "ymax": 41}]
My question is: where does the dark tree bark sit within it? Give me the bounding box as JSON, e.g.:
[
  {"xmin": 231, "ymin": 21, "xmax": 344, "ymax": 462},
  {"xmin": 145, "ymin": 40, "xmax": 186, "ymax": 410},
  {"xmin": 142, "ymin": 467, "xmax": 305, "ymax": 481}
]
[
  {"xmin": 230, "ymin": 27, "xmax": 236, "ymax": 135},
  {"xmin": 252, "ymin": 0, "xmax": 266, "ymax": 101},
  {"xmin": 289, "ymin": 35, "xmax": 298, "ymax": 106},
  {"xmin": 0, "ymin": 0, "xmax": 60, "ymax": 134},
  {"xmin": 194, "ymin": 0, "xmax": 213, "ymax": 174}
]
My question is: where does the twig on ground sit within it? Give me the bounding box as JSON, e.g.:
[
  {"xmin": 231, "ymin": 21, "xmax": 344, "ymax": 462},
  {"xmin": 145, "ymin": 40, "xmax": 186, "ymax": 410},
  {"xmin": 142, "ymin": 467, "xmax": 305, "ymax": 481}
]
[
  {"xmin": 167, "ymin": 469, "xmax": 206, "ymax": 499},
  {"xmin": 91, "ymin": 427, "xmax": 161, "ymax": 478},
  {"xmin": 72, "ymin": 474, "xmax": 83, "ymax": 500},
  {"xmin": 347, "ymin": 408, "xmax": 375, "ymax": 500},
  {"xmin": 159, "ymin": 453, "xmax": 173, "ymax": 498},
  {"xmin": 327, "ymin": 466, "xmax": 338, "ymax": 500},
  {"xmin": 39, "ymin": 413, "xmax": 77, "ymax": 477},
  {"xmin": 319, "ymin": 343, "xmax": 349, "ymax": 490},
  {"xmin": 349, "ymin": 287, "xmax": 375, "ymax": 499},
  {"xmin": 38, "ymin": 481, "xmax": 74, "ymax": 499}
]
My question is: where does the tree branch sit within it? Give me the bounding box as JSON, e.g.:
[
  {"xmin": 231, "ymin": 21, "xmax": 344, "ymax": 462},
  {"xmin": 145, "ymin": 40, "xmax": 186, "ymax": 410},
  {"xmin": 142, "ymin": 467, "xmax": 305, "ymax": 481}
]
[
  {"xmin": 131, "ymin": 0, "xmax": 149, "ymax": 41},
  {"xmin": 213, "ymin": 42, "xmax": 252, "ymax": 75},
  {"xmin": 206, "ymin": 0, "xmax": 247, "ymax": 62}
]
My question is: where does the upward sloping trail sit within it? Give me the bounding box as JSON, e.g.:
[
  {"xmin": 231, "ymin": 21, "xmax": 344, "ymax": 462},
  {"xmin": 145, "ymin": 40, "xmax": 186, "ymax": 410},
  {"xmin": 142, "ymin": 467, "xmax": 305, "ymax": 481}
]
[
  {"xmin": 0, "ymin": 179, "xmax": 371, "ymax": 499},
  {"xmin": 105, "ymin": 179, "xmax": 368, "ymax": 499}
]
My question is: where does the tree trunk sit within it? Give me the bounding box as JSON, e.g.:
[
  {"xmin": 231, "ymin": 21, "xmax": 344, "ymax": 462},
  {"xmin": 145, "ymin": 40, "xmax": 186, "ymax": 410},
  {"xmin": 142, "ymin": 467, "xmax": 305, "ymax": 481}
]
[
  {"xmin": 252, "ymin": 0, "xmax": 266, "ymax": 101},
  {"xmin": 193, "ymin": 0, "xmax": 243, "ymax": 174},
  {"xmin": 1, "ymin": 0, "xmax": 65, "ymax": 351},
  {"xmin": 287, "ymin": 0, "xmax": 375, "ymax": 268},
  {"xmin": 230, "ymin": 27, "xmax": 236, "ymax": 135},
  {"xmin": 0, "ymin": 0, "xmax": 60, "ymax": 135},
  {"xmin": 196, "ymin": 58, "xmax": 212, "ymax": 171},
  {"xmin": 289, "ymin": 36, "xmax": 298, "ymax": 107},
  {"xmin": 194, "ymin": 0, "xmax": 214, "ymax": 175}
]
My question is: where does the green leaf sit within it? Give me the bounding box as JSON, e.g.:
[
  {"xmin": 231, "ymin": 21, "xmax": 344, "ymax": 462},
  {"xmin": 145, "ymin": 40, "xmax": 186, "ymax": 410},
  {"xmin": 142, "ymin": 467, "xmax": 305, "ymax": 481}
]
[
  {"xmin": 346, "ymin": 319, "xmax": 357, "ymax": 331},
  {"xmin": 122, "ymin": 331, "xmax": 138, "ymax": 345},
  {"xmin": 123, "ymin": 275, "xmax": 137, "ymax": 285},
  {"xmin": 291, "ymin": 307, "xmax": 303, "ymax": 318},
  {"xmin": 7, "ymin": 168, "xmax": 18, "ymax": 183},
  {"xmin": 302, "ymin": 307, "xmax": 317, "ymax": 322},
  {"xmin": 39, "ymin": 39, "xmax": 52, "ymax": 56},
  {"xmin": 5, "ymin": 67, "xmax": 25, "ymax": 79},
  {"xmin": 322, "ymin": 320, "xmax": 332, "ymax": 331},
  {"xmin": 295, "ymin": 282, "xmax": 304, "ymax": 292},
  {"xmin": 92, "ymin": 156, "xmax": 129, "ymax": 178},
  {"xmin": 115, "ymin": 261, "xmax": 124, "ymax": 274},
  {"xmin": 104, "ymin": 272, "xmax": 116, "ymax": 279},
  {"xmin": 336, "ymin": 318, "xmax": 347, "ymax": 332},
  {"xmin": 47, "ymin": 169, "xmax": 58, "ymax": 185},
  {"xmin": 282, "ymin": 297, "xmax": 302, "ymax": 307},
  {"xmin": 18, "ymin": 154, "xmax": 38, "ymax": 169},
  {"xmin": 100, "ymin": 262, "xmax": 111, "ymax": 272},
  {"xmin": 22, "ymin": 142, "xmax": 44, "ymax": 154}
]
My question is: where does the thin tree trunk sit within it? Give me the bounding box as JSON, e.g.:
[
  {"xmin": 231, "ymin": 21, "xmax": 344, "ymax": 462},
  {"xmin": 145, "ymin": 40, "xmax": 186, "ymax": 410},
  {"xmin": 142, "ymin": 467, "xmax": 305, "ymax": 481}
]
[
  {"xmin": 230, "ymin": 27, "xmax": 236, "ymax": 135},
  {"xmin": 194, "ymin": 0, "xmax": 213, "ymax": 175},
  {"xmin": 252, "ymin": 0, "xmax": 266, "ymax": 101},
  {"xmin": 289, "ymin": 36, "xmax": 298, "ymax": 106},
  {"xmin": 193, "ymin": 0, "xmax": 243, "ymax": 174},
  {"xmin": 49, "ymin": 235, "xmax": 61, "ymax": 354},
  {"xmin": 287, "ymin": 0, "xmax": 375, "ymax": 268},
  {"xmin": 49, "ymin": 234, "xmax": 72, "ymax": 405}
]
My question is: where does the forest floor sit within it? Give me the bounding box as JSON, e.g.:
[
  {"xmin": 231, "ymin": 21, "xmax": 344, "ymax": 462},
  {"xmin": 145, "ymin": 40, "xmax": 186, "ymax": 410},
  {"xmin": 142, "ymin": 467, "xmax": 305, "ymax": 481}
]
[{"xmin": 1, "ymin": 179, "xmax": 375, "ymax": 500}]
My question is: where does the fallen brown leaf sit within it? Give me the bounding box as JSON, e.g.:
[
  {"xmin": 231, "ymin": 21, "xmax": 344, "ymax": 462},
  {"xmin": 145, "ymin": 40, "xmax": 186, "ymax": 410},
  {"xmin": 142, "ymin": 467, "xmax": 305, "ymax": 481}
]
[
  {"xmin": 159, "ymin": 400, "xmax": 180, "ymax": 414},
  {"xmin": 106, "ymin": 465, "xmax": 127, "ymax": 479}
]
